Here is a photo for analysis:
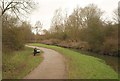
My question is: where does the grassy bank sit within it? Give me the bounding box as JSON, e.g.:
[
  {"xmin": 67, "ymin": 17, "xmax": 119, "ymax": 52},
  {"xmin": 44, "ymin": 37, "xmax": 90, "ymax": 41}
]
[
  {"xmin": 28, "ymin": 43, "xmax": 118, "ymax": 79},
  {"xmin": 3, "ymin": 47, "xmax": 43, "ymax": 79}
]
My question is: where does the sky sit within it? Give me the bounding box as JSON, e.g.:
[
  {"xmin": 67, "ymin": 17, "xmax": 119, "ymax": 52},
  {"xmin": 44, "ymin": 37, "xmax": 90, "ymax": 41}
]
[{"xmin": 27, "ymin": 0, "xmax": 119, "ymax": 30}]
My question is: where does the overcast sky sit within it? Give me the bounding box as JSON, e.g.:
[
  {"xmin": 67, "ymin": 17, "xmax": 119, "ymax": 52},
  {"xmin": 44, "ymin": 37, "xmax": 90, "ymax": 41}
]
[{"xmin": 27, "ymin": 0, "xmax": 119, "ymax": 30}]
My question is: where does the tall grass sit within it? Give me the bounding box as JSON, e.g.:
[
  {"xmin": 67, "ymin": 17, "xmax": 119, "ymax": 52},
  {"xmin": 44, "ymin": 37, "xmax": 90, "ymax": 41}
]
[{"xmin": 3, "ymin": 47, "xmax": 43, "ymax": 79}]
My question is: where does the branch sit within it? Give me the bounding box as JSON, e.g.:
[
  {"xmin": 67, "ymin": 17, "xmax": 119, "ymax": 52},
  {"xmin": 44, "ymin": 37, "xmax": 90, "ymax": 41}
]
[
  {"xmin": 2, "ymin": 0, "xmax": 4, "ymax": 10},
  {"xmin": 2, "ymin": 0, "xmax": 22, "ymax": 15},
  {"xmin": 15, "ymin": 7, "xmax": 28, "ymax": 18},
  {"xmin": 12, "ymin": 8, "xmax": 20, "ymax": 20},
  {"xmin": 2, "ymin": 1, "xmax": 13, "ymax": 15},
  {"xmin": 5, "ymin": 2, "xmax": 20, "ymax": 11},
  {"xmin": 20, "ymin": 7, "xmax": 30, "ymax": 14}
]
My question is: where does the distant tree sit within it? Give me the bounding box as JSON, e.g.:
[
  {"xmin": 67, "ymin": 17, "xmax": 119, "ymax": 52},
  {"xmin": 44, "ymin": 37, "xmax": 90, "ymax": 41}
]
[
  {"xmin": 64, "ymin": 7, "xmax": 81, "ymax": 41},
  {"xmin": 33, "ymin": 21, "xmax": 42, "ymax": 34},
  {"xmin": 112, "ymin": 9, "xmax": 119, "ymax": 24},
  {"xmin": 50, "ymin": 8, "xmax": 64, "ymax": 33},
  {"xmin": 43, "ymin": 29, "xmax": 49, "ymax": 34},
  {"xmin": 19, "ymin": 21, "xmax": 33, "ymax": 42},
  {"xmin": 102, "ymin": 24, "xmax": 118, "ymax": 55}
]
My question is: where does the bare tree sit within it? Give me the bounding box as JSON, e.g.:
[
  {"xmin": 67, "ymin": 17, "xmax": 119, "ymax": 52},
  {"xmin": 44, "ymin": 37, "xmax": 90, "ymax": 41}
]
[
  {"xmin": 0, "ymin": 0, "xmax": 36, "ymax": 17},
  {"xmin": 112, "ymin": 8, "xmax": 119, "ymax": 24},
  {"xmin": 50, "ymin": 8, "xmax": 64, "ymax": 33},
  {"xmin": 33, "ymin": 21, "xmax": 42, "ymax": 34}
]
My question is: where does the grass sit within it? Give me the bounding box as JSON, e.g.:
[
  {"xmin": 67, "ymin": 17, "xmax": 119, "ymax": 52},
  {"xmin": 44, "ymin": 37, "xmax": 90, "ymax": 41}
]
[
  {"xmin": 28, "ymin": 43, "xmax": 118, "ymax": 79},
  {"xmin": 3, "ymin": 47, "xmax": 43, "ymax": 79}
]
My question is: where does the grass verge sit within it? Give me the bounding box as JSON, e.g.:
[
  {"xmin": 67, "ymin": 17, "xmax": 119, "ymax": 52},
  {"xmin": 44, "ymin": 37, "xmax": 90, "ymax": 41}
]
[
  {"xmin": 28, "ymin": 43, "xmax": 118, "ymax": 79},
  {"xmin": 3, "ymin": 47, "xmax": 43, "ymax": 79}
]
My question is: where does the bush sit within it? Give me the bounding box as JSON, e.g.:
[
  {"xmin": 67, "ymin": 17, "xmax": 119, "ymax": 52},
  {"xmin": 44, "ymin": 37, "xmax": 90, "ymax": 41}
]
[
  {"xmin": 102, "ymin": 38, "xmax": 118, "ymax": 56},
  {"xmin": 2, "ymin": 15, "xmax": 33, "ymax": 52}
]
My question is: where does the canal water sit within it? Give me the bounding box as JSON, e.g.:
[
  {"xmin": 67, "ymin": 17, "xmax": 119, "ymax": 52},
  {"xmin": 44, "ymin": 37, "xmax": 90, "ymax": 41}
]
[{"xmin": 72, "ymin": 49, "xmax": 119, "ymax": 74}]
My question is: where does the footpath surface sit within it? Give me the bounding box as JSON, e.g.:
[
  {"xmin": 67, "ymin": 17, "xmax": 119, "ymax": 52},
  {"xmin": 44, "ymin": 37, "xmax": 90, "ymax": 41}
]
[{"xmin": 24, "ymin": 45, "xmax": 67, "ymax": 79}]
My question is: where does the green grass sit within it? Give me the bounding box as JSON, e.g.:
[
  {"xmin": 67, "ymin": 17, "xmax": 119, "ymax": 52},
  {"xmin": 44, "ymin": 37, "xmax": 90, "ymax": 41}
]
[
  {"xmin": 28, "ymin": 43, "xmax": 118, "ymax": 79},
  {"xmin": 3, "ymin": 47, "xmax": 43, "ymax": 79}
]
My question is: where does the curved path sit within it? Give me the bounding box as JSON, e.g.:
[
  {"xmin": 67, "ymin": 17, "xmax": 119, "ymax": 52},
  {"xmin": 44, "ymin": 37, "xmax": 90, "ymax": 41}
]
[{"xmin": 24, "ymin": 45, "xmax": 67, "ymax": 79}]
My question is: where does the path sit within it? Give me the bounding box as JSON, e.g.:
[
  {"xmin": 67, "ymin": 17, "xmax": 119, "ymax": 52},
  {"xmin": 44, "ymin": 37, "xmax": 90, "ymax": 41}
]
[{"xmin": 24, "ymin": 45, "xmax": 67, "ymax": 79}]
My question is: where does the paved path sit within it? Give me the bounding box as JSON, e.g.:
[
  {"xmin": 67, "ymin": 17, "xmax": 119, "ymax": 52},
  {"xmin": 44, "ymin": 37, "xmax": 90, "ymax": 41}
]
[{"xmin": 24, "ymin": 45, "xmax": 67, "ymax": 79}]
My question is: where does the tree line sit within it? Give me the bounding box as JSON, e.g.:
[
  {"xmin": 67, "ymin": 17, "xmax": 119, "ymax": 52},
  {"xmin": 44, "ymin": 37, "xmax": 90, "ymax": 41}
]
[
  {"xmin": 41, "ymin": 4, "xmax": 119, "ymax": 56},
  {"xmin": 1, "ymin": 1, "xmax": 119, "ymax": 57}
]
